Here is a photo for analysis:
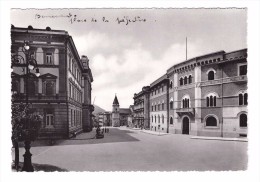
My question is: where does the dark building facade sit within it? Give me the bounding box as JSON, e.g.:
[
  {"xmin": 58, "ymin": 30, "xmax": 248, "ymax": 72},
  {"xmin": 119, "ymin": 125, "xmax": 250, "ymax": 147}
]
[
  {"xmin": 133, "ymin": 86, "xmax": 150, "ymax": 129},
  {"xmin": 11, "ymin": 26, "xmax": 94, "ymax": 139}
]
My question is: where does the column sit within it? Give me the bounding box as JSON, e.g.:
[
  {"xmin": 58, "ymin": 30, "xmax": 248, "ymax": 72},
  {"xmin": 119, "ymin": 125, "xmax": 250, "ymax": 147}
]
[{"xmin": 194, "ymin": 66, "xmax": 202, "ymax": 136}]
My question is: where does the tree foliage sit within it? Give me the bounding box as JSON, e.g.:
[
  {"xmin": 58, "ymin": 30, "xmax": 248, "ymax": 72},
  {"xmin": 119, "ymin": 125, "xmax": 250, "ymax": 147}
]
[{"xmin": 11, "ymin": 102, "xmax": 42, "ymax": 142}]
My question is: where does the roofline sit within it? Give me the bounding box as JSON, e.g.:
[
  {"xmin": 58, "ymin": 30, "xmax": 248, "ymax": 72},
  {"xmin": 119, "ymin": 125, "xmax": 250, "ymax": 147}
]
[
  {"xmin": 225, "ymin": 48, "xmax": 247, "ymax": 55},
  {"xmin": 11, "ymin": 26, "xmax": 89, "ymax": 72},
  {"xmin": 150, "ymin": 74, "xmax": 168, "ymax": 87},
  {"xmin": 167, "ymin": 50, "xmax": 226, "ymax": 72},
  {"xmin": 11, "ymin": 26, "xmax": 69, "ymax": 35}
]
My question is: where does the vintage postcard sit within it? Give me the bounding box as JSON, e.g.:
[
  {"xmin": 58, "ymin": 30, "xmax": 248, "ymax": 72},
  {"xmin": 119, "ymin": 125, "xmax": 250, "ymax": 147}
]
[{"xmin": 1, "ymin": 1, "xmax": 260, "ymax": 182}]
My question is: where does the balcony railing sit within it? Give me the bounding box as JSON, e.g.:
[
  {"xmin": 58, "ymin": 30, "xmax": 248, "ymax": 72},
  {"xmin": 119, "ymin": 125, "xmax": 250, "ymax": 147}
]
[
  {"xmin": 200, "ymin": 75, "xmax": 247, "ymax": 87},
  {"xmin": 176, "ymin": 108, "xmax": 195, "ymax": 116}
]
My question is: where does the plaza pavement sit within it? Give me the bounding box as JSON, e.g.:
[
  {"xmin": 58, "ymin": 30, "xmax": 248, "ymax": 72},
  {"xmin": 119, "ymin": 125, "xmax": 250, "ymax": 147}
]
[{"xmin": 12, "ymin": 126, "xmax": 247, "ymax": 171}]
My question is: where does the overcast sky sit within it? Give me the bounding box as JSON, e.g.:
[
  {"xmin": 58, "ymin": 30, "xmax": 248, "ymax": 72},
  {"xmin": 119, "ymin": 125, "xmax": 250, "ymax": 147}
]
[{"xmin": 10, "ymin": 8, "xmax": 247, "ymax": 111}]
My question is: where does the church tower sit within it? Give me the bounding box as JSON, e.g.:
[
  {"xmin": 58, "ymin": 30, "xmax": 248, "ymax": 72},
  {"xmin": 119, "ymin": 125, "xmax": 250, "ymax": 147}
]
[{"xmin": 112, "ymin": 94, "xmax": 120, "ymax": 127}]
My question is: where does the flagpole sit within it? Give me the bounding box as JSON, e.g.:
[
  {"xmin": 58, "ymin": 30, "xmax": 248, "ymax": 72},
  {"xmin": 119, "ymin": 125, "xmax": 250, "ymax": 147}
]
[{"xmin": 186, "ymin": 37, "xmax": 187, "ymax": 61}]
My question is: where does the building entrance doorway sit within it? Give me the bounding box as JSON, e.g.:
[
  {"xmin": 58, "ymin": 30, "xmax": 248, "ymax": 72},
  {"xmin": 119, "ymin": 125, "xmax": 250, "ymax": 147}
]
[{"xmin": 182, "ymin": 116, "xmax": 189, "ymax": 134}]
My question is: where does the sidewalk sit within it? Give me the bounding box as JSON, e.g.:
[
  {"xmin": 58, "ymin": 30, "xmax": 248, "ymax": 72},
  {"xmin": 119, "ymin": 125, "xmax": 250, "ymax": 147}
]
[
  {"xmin": 140, "ymin": 130, "xmax": 169, "ymax": 136},
  {"xmin": 191, "ymin": 136, "xmax": 248, "ymax": 142}
]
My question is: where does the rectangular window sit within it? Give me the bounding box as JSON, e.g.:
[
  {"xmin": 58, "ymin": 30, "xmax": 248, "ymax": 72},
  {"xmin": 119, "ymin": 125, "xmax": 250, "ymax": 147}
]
[
  {"xmin": 74, "ymin": 110, "xmax": 76, "ymax": 126},
  {"xmin": 45, "ymin": 109, "xmax": 54, "ymax": 127},
  {"xmin": 45, "ymin": 53, "xmax": 53, "ymax": 65},
  {"xmin": 71, "ymin": 109, "xmax": 73, "ymax": 126},
  {"xmin": 239, "ymin": 64, "xmax": 247, "ymax": 76},
  {"xmin": 46, "ymin": 114, "xmax": 54, "ymax": 126},
  {"xmin": 69, "ymin": 84, "xmax": 72, "ymax": 98},
  {"xmin": 69, "ymin": 57, "xmax": 72, "ymax": 71}
]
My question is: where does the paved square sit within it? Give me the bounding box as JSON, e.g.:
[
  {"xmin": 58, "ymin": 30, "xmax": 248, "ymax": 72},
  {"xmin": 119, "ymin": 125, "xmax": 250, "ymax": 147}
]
[{"xmin": 12, "ymin": 127, "xmax": 247, "ymax": 171}]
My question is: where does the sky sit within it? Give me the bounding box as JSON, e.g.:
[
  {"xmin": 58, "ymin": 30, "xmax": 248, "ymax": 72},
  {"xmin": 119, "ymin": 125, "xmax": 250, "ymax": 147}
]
[{"xmin": 10, "ymin": 8, "xmax": 247, "ymax": 111}]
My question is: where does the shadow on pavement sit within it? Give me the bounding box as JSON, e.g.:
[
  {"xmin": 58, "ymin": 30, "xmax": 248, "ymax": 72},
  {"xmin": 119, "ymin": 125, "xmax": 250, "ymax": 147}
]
[
  {"xmin": 27, "ymin": 128, "xmax": 139, "ymax": 147},
  {"xmin": 12, "ymin": 162, "xmax": 68, "ymax": 172}
]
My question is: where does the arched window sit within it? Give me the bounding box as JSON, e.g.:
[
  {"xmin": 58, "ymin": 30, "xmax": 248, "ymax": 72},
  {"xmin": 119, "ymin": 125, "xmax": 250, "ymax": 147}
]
[
  {"xmin": 239, "ymin": 94, "xmax": 243, "ymax": 105},
  {"xmin": 210, "ymin": 96, "xmax": 213, "ymax": 107},
  {"xmin": 158, "ymin": 115, "xmax": 160, "ymax": 123},
  {"xmin": 162, "ymin": 102, "xmax": 164, "ymax": 110},
  {"xmin": 239, "ymin": 113, "xmax": 247, "ymax": 127},
  {"xmin": 188, "ymin": 75, "xmax": 192, "ymax": 84},
  {"xmin": 206, "ymin": 116, "xmax": 218, "ymax": 127},
  {"xmin": 244, "ymin": 93, "xmax": 248, "ymax": 105},
  {"xmin": 155, "ymin": 116, "xmax": 156, "ymax": 123},
  {"xmin": 169, "ymin": 98, "xmax": 173, "ymax": 109},
  {"xmin": 208, "ymin": 70, "xmax": 215, "ymax": 80},
  {"xmin": 158, "ymin": 102, "xmax": 161, "ymax": 111},
  {"xmin": 184, "ymin": 76, "xmax": 187, "ymax": 85},
  {"xmin": 151, "ymin": 116, "xmax": 153, "ymax": 123},
  {"xmin": 206, "ymin": 93, "xmax": 218, "ymax": 107},
  {"xmin": 182, "ymin": 96, "xmax": 190, "ymax": 108},
  {"xmin": 170, "ymin": 117, "xmax": 173, "ymax": 125},
  {"xmin": 162, "ymin": 115, "xmax": 164, "ymax": 124},
  {"xmin": 238, "ymin": 91, "xmax": 248, "ymax": 106},
  {"xmin": 180, "ymin": 77, "xmax": 183, "ymax": 86}
]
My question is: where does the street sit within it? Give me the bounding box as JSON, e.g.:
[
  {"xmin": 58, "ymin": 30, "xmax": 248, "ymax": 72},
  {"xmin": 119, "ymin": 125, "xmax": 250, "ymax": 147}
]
[{"xmin": 12, "ymin": 127, "xmax": 247, "ymax": 171}]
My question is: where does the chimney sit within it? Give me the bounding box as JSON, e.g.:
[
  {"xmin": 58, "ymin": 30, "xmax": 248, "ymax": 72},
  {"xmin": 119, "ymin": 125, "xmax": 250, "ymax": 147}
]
[{"xmin": 81, "ymin": 55, "xmax": 89, "ymax": 69}]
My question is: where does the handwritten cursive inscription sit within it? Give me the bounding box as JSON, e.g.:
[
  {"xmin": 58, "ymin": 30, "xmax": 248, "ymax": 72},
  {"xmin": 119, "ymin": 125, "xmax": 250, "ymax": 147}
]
[
  {"xmin": 116, "ymin": 16, "xmax": 146, "ymax": 25},
  {"xmin": 35, "ymin": 13, "xmax": 148, "ymax": 25}
]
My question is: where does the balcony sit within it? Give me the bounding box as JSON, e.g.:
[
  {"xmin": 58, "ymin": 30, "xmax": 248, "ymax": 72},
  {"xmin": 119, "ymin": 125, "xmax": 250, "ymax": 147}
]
[
  {"xmin": 200, "ymin": 75, "xmax": 247, "ymax": 87},
  {"xmin": 176, "ymin": 108, "xmax": 195, "ymax": 116},
  {"xmin": 133, "ymin": 107, "xmax": 144, "ymax": 112}
]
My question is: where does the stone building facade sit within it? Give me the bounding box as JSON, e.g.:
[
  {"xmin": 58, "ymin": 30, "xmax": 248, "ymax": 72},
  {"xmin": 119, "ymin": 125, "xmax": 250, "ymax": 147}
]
[
  {"xmin": 134, "ymin": 48, "xmax": 247, "ymax": 138},
  {"xmin": 133, "ymin": 86, "xmax": 150, "ymax": 129},
  {"xmin": 11, "ymin": 25, "xmax": 94, "ymax": 139},
  {"xmin": 149, "ymin": 75, "xmax": 169, "ymax": 133}
]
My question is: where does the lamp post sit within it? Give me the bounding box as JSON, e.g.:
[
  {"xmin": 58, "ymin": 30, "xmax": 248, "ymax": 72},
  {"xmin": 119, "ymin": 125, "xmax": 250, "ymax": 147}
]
[{"xmin": 12, "ymin": 41, "xmax": 40, "ymax": 172}]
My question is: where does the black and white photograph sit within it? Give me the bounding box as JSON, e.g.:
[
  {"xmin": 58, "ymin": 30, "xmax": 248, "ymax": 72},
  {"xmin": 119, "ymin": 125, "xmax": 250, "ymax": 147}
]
[{"xmin": 1, "ymin": 1, "xmax": 260, "ymax": 182}]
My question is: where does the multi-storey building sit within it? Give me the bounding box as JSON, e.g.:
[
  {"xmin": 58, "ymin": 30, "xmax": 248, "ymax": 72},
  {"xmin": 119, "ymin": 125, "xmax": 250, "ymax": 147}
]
[
  {"xmin": 135, "ymin": 48, "xmax": 248, "ymax": 138},
  {"xmin": 167, "ymin": 49, "xmax": 247, "ymax": 137},
  {"xmin": 11, "ymin": 25, "xmax": 94, "ymax": 139},
  {"xmin": 133, "ymin": 86, "xmax": 150, "ymax": 129},
  {"xmin": 96, "ymin": 112, "xmax": 112, "ymax": 126},
  {"xmin": 149, "ymin": 74, "xmax": 169, "ymax": 133}
]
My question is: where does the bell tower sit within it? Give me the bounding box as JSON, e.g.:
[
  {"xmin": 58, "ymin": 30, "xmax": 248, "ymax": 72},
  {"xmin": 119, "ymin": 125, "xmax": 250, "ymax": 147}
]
[{"xmin": 112, "ymin": 94, "xmax": 120, "ymax": 127}]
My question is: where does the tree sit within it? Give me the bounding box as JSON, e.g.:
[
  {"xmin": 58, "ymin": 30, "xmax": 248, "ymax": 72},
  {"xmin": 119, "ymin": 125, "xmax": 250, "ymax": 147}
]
[{"xmin": 11, "ymin": 101, "xmax": 42, "ymax": 171}]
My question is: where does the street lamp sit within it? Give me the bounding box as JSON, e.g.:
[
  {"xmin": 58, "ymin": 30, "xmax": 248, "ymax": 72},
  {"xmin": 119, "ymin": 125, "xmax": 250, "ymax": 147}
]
[{"xmin": 11, "ymin": 41, "xmax": 40, "ymax": 172}]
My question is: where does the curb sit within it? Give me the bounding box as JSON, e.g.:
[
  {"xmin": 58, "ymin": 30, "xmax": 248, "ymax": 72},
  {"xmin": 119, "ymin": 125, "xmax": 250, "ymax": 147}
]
[{"xmin": 190, "ymin": 136, "xmax": 248, "ymax": 142}]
